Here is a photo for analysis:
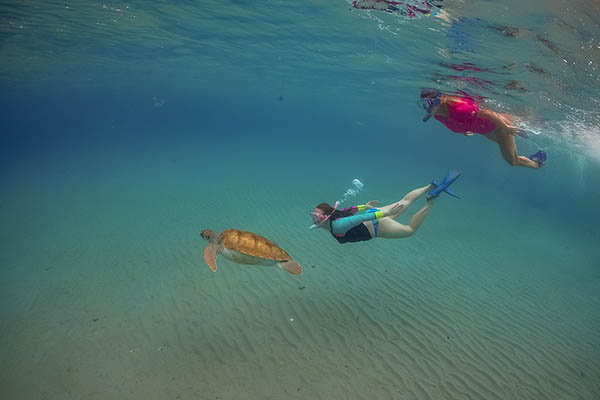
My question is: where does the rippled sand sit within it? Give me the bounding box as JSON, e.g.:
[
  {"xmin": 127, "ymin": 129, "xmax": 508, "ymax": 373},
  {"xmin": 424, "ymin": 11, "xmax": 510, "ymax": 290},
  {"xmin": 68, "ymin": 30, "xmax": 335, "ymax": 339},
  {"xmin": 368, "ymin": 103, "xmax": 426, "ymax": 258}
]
[{"xmin": 1, "ymin": 143, "xmax": 599, "ymax": 400}]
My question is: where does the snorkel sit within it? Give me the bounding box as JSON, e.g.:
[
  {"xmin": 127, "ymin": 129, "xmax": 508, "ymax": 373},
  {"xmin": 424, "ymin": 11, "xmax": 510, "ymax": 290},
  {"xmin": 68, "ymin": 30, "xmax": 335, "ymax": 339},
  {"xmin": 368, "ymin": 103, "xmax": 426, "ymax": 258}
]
[
  {"xmin": 418, "ymin": 90, "xmax": 442, "ymax": 122},
  {"xmin": 309, "ymin": 178, "xmax": 365, "ymax": 230},
  {"xmin": 309, "ymin": 201, "xmax": 339, "ymax": 230}
]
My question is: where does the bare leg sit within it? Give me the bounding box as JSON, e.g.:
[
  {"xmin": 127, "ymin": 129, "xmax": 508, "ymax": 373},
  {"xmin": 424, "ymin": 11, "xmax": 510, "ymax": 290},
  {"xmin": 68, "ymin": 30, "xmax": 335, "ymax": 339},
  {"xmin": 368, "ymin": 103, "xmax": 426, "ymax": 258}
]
[
  {"xmin": 377, "ymin": 184, "xmax": 434, "ymax": 220},
  {"xmin": 377, "ymin": 200, "xmax": 434, "ymax": 239},
  {"xmin": 491, "ymin": 127, "xmax": 539, "ymax": 169}
]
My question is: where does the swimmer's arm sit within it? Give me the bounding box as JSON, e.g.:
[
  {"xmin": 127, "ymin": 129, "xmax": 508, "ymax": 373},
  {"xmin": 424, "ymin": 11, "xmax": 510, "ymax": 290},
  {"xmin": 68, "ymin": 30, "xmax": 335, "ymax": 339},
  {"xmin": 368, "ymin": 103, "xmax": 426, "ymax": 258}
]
[
  {"xmin": 332, "ymin": 211, "xmax": 385, "ymax": 235},
  {"xmin": 338, "ymin": 205, "xmax": 367, "ymax": 215},
  {"xmin": 338, "ymin": 201, "xmax": 379, "ymax": 215}
]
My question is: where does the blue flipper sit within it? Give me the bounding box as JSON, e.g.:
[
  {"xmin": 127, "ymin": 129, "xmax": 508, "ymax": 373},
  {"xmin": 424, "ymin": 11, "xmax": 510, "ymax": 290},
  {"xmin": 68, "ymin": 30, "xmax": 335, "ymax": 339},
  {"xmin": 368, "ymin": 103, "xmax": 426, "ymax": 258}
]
[
  {"xmin": 528, "ymin": 150, "xmax": 547, "ymax": 167},
  {"xmin": 427, "ymin": 170, "xmax": 462, "ymax": 200}
]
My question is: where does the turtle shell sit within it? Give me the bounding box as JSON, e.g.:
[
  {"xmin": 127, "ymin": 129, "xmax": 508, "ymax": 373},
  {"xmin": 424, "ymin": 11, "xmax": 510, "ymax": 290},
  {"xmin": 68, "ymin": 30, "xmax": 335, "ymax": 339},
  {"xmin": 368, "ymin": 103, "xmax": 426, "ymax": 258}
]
[{"xmin": 220, "ymin": 229, "xmax": 291, "ymax": 261}]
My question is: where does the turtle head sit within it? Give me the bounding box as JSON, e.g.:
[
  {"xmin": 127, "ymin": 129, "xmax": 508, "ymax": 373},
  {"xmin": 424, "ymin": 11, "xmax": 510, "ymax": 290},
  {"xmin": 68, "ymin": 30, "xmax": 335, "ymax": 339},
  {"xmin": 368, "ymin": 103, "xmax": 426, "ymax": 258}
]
[{"xmin": 201, "ymin": 229, "xmax": 218, "ymax": 243}]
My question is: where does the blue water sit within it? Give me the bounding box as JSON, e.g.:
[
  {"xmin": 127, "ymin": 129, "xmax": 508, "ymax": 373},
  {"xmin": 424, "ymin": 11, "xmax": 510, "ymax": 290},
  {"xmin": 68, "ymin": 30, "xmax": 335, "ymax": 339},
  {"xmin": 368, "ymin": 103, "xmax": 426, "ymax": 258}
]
[{"xmin": 1, "ymin": 1, "xmax": 599, "ymax": 399}]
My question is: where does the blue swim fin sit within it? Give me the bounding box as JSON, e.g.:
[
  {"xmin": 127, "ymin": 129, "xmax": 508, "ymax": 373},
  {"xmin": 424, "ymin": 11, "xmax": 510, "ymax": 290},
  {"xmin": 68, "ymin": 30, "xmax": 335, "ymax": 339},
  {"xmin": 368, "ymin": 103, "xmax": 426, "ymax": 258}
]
[
  {"xmin": 427, "ymin": 170, "xmax": 462, "ymax": 200},
  {"xmin": 528, "ymin": 149, "xmax": 547, "ymax": 167}
]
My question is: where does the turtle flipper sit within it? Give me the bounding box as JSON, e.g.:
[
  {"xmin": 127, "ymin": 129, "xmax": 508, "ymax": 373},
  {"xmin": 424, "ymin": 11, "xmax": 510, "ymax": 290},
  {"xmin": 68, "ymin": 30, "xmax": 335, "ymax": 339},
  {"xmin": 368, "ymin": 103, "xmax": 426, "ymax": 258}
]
[
  {"xmin": 204, "ymin": 244, "xmax": 219, "ymax": 272},
  {"xmin": 277, "ymin": 260, "xmax": 302, "ymax": 275}
]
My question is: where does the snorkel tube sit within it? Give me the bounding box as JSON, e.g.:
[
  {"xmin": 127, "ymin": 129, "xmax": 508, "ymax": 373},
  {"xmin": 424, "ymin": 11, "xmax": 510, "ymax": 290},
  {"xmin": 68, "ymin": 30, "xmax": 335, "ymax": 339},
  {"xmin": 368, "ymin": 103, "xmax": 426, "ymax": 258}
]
[
  {"xmin": 309, "ymin": 201, "xmax": 339, "ymax": 230},
  {"xmin": 418, "ymin": 90, "xmax": 442, "ymax": 122}
]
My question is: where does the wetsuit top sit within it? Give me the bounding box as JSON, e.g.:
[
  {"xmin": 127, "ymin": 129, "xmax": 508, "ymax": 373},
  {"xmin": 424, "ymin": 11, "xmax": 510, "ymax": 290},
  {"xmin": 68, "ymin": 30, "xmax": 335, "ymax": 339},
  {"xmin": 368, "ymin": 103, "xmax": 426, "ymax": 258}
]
[
  {"xmin": 434, "ymin": 97, "xmax": 496, "ymax": 135},
  {"xmin": 329, "ymin": 207, "xmax": 383, "ymax": 244}
]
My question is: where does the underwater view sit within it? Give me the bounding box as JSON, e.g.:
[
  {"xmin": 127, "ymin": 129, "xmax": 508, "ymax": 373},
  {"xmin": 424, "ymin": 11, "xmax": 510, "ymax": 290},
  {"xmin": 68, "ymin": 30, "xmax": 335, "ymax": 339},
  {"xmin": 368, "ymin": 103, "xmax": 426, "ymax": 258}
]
[{"xmin": 1, "ymin": 0, "xmax": 599, "ymax": 399}]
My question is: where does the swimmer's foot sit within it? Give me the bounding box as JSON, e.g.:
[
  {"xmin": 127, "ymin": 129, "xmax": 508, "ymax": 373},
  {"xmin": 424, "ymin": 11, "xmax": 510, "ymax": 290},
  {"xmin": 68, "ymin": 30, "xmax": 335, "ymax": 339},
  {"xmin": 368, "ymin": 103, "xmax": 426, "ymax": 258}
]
[
  {"xmin": 427, "ymin": 170, "xmax": 462, "ymax": 200},
  {"xmin": 529, "ymin": 150, "xmax": 547, "ymax": 167},
  {"xmin": 515, "ymin": 129, "xmax": 529, "ymax": 139}
]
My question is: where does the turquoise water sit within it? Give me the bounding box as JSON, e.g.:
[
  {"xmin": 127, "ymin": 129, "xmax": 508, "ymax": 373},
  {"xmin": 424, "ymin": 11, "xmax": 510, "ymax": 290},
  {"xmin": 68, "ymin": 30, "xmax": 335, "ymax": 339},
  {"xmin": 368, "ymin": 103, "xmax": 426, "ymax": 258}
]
[{"xmin": 1, "ymin": 1, "xmax": 599, "ymax": 399}]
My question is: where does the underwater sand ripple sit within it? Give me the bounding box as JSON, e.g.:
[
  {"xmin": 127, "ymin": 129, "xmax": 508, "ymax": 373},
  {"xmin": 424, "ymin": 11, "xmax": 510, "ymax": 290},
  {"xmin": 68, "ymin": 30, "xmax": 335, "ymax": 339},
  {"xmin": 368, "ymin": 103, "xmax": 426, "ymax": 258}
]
[{"xmin": 2, "ymin": 168, "xmax": 600, "ymax": 400}]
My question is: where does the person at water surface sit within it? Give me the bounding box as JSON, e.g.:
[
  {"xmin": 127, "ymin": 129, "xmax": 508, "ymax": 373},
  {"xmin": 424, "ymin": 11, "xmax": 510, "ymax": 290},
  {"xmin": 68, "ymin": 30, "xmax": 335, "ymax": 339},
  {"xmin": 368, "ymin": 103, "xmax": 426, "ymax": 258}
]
[{"xmin": 419, "ymin": 90, "xmax": 547, "ymax": 169}]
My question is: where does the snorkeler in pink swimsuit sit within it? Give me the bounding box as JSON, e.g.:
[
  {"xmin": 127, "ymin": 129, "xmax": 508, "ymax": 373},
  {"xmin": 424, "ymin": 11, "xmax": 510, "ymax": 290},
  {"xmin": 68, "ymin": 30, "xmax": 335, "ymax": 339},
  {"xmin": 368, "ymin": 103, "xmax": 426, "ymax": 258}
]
[
  {"xmin": 418, "ymin": 89, "xmax": 546, "ymax": 169},
  {"xmin": 433, "ymin": 96, "xmax": 497, "ymax": 135}
]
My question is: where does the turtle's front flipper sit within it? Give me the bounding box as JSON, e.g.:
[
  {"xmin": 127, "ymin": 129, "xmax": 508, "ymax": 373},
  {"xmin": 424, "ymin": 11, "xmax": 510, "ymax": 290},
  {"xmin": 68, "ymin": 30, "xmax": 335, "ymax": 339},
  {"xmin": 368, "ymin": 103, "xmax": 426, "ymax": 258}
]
[
  {"xmin": 277, "ymin": 260, "xmax": 302, "ymax": 275},
  {"xmin": 204, "ymin": 245, "xmax": 219, "ymax": 271}
]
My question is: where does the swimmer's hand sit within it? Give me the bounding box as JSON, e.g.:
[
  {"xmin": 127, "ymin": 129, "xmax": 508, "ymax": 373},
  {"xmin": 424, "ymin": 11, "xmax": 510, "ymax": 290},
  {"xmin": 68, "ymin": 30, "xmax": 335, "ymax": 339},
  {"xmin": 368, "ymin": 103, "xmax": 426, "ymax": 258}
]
[
  {"xmin": 384, "ymin": 203, "xmax": 404, "ymax": 216},
  {"xmin": 365, "ymin": 200, "xmax": 379, "ymax": 209}
]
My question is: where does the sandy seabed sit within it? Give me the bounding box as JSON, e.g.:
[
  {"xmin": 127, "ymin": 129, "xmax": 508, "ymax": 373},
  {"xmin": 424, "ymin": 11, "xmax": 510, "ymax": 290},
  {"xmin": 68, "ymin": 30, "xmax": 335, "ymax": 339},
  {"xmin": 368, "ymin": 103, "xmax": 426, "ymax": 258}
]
[{"xmin": 1, "ymin": 143, "xmax": 599, "ymax": 400}]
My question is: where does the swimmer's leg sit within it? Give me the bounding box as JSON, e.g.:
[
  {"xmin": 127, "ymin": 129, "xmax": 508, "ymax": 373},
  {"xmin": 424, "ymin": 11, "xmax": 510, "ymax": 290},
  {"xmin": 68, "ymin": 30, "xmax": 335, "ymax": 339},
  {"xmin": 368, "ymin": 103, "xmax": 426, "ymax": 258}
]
[
  {"xmin": 378, "ymin": 184, "xmax": 434, "ymax": 220},
  {"xmin": 402, "ymin": 184, "xmax": 434, "ymax": 204},
  {"xmin": 492, "ymin": 128, "xmax": 540, "ymax": 169},
  {"xmin": 377, "ymin": 200, "xmax": 434, "ymax": 239}
]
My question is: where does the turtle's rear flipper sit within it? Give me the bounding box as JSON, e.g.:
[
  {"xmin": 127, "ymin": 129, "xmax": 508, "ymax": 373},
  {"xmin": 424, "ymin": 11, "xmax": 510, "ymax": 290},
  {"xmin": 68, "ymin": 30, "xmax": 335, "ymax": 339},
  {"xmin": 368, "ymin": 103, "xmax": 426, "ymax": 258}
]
[
  {"xmin": 278, "ymin": 261, "xmax": 302, "ymax": 275},
  {"xmin": 204, "ymin": 245, "xmax": 219, "ymax": 271}
]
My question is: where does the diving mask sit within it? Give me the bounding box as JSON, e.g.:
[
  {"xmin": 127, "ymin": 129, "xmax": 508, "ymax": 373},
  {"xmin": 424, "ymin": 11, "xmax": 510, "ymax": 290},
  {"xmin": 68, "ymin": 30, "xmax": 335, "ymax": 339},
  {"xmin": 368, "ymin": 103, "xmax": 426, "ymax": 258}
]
[
  {"xmin": 308, "ymin": 201, "xmax": 339, "ymax": 230},
  {"xmin": 417, "ymin": 91, "xmax": 441, "ymax": 122}
]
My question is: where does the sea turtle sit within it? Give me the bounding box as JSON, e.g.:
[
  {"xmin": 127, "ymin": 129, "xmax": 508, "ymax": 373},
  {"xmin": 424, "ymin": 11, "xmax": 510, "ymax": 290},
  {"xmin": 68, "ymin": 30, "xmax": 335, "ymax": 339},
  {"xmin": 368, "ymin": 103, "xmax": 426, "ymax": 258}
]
[{"xmin": 201, "ymin": 229, "xmax": 302, "ymax": 275}]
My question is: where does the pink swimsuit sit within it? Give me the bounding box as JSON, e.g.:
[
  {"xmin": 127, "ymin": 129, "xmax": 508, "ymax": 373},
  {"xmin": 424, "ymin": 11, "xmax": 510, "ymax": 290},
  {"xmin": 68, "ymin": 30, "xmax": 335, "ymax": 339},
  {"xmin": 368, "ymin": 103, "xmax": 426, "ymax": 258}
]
[{"xmin": 434, "ymin": 97, "xmax": 496, "ymax": 135}]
